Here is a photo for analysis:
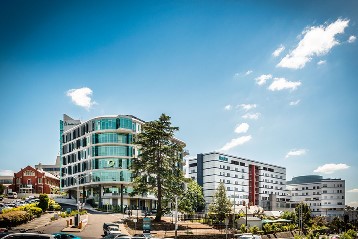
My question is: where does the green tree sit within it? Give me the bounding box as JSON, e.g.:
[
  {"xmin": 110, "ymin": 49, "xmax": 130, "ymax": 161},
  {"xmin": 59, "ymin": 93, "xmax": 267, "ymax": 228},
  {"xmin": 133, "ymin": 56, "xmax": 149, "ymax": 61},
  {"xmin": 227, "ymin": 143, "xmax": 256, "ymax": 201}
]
[
  {"xmin": 295, "ymin": 202, "xmax": 312, "ymax": 229},
  {"xmin": 281, "ymin": 210, "xmax": 297, "ymax": 222},
  {"xmin": 208, "ymin": 182, "xmax": 232, "ymax": 222},
  {"xmin": 178, "ymin": 179, "xmax": 206, "ymax": 214},
  {"xmin": 38, "ymin": 194, "xmax": 49, "ymax": 212},
  {"xmin": 131, "ymin": 114, "xmax": 186, "ymax": 222},
  {"xmin": 328, "ymin": 217, "xmax": 345, "ymax": 233},
  {"xmin": 0, "ymin": 184, "xmax": 5, "ymax": 195}
]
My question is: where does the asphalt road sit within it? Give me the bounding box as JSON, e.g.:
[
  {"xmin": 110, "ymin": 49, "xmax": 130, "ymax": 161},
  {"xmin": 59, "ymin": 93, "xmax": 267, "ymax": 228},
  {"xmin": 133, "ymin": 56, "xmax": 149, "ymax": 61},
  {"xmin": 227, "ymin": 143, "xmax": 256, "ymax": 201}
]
[{"xmin": 34, "ymin": 212, "xmax": 126, "ymax": 239}]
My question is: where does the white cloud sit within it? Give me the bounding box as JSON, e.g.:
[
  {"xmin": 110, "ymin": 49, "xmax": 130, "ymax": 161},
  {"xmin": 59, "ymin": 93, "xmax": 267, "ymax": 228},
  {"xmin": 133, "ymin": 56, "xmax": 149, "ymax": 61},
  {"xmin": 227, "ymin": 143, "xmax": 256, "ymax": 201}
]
[
  {"xmin": 245, "ymin": 70, "xmax": 253, "ymax": 75},
  {"xmin": 224, "ymin": 105, "xmax": 232, "ymax": 111},
  {"xmin": 268, "ymin": 77, "xmax": 301, "ymax": 91},
  {"xmin": 272, "ymin": 45, "xmax": 285, "ymax": 57},
  {"xmin": 348, "ymin": 189, "xmax": 358, "ymax": 193},
  {"xmin": 220, "ymin": 135, "xmax": 252, "ymax": 151},
  {"xmin": 66, "ymin": 87, "xmax": 96, "ymax": 110},
  {"xmin": 285, "ymin": 149, "xmax": 306, "ymax": 158},
  {"xmin": 242, "ymin": 112, "xmax": 260, "ymax": 120},
  {"xmin": 289, "ymin": 100, "xmax": 301, "ymax": 106},
  {"xmin": 277, "ymin": 18, "xmax": 350, "ymax": 69},
  {"xmin": 313, "ymin": 163, "xmax": 350, "ymax": 174},
  {"xmin": 238, "ymin": 104, "xmax": 257, "ymax": 111},
  {"xmin": 255, "ymin": 74, "xmax": 272, "ymax": 86},
  {"xmin": 348, "ymin": 35, "xmax": 356, "ymax": 43},
  {"xmin": 235, "ymin": 123, "xmax": 249, "ymax": 134},
  {"xmin": 317, "ymin": 60, "xmax": 326, "ymax": 65},
  {"xmin": 0, "ymin": 169, "xmax": 14, "ymax": 176}
]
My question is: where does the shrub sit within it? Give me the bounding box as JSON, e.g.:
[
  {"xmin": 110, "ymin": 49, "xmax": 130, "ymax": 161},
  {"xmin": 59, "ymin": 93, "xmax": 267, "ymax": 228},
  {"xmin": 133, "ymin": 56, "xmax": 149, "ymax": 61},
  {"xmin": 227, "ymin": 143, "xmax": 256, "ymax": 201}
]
[
  {"xmin": 240, "ymin": 223, "xmax": 247, "ymax": 233},
  {"xmin": 346, "ymin": 229, "xmax": 357, "ymax": 238},
  {"xmin": 38, "ymin": 194, "xmax": 49, "ymax": 212},
  {"xmin": 27, "ymin": 207, "xmax": 42, "ymax": 218},
  {"xmin": 0, "ymin": 211, "xmax": 32, "ymax": 227},
  {"xmin": 249, "ymin": 226, "xmax": 259, "ymax": 234},
  {"xmin": 48, "ymin": 200, "xmax": 61, "ymax": 211},
  {"xmin": 263, "ymin": 223, "xmax": 272, "ymax": 234}
]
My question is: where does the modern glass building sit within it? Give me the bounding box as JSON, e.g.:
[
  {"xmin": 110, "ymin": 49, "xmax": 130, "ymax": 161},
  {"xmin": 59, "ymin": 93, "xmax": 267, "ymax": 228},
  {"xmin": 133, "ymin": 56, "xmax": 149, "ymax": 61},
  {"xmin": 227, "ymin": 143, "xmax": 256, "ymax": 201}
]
[{"xmin": 60, "ymin": 114, "xmax": 161, "ymax": 211}]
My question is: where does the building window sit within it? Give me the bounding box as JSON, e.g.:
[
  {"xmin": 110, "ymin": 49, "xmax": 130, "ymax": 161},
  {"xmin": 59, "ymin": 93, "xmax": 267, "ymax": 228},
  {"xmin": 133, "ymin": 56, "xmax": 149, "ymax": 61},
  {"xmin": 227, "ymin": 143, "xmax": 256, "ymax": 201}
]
[
  {"xmin": 24, "ymin": 170, "xmax": 35, "ymax": 176},
  {"xmin": 38, "ymin": 178, "xmax": 42, "ymax": 184}
]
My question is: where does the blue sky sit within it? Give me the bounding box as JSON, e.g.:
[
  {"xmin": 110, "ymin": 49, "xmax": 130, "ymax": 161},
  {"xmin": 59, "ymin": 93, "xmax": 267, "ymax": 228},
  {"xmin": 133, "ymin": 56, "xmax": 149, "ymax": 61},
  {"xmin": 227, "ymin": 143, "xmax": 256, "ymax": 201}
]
[{"xmin": 1, "ymin": 0, "xmax": 357, "ymax": 206}]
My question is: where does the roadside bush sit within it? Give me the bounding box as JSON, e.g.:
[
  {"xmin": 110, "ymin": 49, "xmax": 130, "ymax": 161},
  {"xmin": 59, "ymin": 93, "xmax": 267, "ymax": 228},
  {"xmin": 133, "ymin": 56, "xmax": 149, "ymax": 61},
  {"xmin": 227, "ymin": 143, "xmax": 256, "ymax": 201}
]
[
  {"xmin": 38, "ymin": 194, "xmax": 49, "ymax": 212},
  {"xmin": 240, "ymin": 223, "xmax": 247, "ymax": 233},
  {"xmin": 27, "ymin": 207, "xmax": 42, "ymax": 218},
  {"xmin": 249, "ymin": 226, "xmax": 259, "ymax": 234},
  {"xmin": 58, "ymin": 209, "xmax": 87, "ymax": 218},
  {"xmin": 0, "ymin": 211, "xmax": 32, "ymax": 227},
  {"xmin": 1, "ymin": 203, "xmax": 39, "ymax": 215},
  {"xmin": 48, "ymin": 200, "xmax": 61, "ymax": 211}
]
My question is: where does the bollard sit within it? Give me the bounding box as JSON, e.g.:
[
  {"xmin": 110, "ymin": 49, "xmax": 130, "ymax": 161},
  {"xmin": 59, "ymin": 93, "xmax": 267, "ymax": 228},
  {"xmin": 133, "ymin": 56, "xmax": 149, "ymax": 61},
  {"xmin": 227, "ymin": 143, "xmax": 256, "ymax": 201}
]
[
  {"xmin": 66, "ymin": 220, "xmax": 69, "ymax": 227},
  {"xmin": 78, "ymin": 221, "xmax": 82, "ymax": 229},
  {"xmin": 69, "ymin": 218, "xmax": 73, "ymax": 225}
]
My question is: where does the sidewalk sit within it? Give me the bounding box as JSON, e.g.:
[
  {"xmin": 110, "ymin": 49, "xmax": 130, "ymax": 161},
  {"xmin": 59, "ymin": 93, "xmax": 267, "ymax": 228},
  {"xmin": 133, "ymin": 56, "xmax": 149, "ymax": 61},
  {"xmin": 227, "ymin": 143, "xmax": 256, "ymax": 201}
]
[{"xmin": 13, "ymin": 212, "xmax": 56, "ymax": 232}]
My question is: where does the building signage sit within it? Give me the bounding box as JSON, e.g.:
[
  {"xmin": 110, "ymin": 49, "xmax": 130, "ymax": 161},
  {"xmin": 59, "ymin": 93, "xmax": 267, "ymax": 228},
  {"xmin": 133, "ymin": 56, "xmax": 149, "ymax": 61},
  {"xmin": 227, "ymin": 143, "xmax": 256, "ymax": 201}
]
[
  {"xmin": 63, "ymin": 120, "xmax": 81, "ymax": 131},
  {"xmin": 219, "ymin": 155, "xmax": 228, "ymax": 162},
  {"xmin": 143, "ymin": 217, "xmax": 151, "ymax": 233}
]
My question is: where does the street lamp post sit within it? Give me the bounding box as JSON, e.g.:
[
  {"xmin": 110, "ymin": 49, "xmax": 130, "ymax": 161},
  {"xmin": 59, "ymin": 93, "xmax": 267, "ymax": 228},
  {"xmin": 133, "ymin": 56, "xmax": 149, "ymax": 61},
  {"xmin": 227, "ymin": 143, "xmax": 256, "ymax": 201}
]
[
  {"xmin": 65, "ymin": 172, "xmax": 91, "ymax": 227},
  {"xmin": 175, "ymin": 195, "xmax": 178, "ymax": 239}
]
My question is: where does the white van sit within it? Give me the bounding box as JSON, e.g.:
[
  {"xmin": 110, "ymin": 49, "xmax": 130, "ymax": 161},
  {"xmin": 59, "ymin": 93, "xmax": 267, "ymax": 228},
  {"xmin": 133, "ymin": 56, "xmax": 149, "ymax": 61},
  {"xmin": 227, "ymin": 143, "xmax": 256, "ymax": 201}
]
[{"xmin": 7, "ymin": 192, "xmax": 17, "ymax": 199}]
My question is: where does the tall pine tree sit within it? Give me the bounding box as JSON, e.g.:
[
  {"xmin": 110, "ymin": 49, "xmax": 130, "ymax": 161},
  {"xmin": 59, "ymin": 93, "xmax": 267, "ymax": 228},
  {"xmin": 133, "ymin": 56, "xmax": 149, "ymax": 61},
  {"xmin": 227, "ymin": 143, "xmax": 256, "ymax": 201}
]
[
  {"xmin": 208, "ymin": 182, "xmax": 232, "ymax": 221},
  {"xmin": 131, "ymin": 114, "xmax": 186, "ymax": 221}
]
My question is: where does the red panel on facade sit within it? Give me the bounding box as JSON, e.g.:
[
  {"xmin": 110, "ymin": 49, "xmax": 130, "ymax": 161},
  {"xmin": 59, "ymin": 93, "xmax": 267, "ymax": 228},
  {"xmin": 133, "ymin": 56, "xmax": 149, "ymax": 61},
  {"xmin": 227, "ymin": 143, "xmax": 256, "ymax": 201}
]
[{"xmin": 249, "ymin": 164, "xmax": 256, "ymax": 205}]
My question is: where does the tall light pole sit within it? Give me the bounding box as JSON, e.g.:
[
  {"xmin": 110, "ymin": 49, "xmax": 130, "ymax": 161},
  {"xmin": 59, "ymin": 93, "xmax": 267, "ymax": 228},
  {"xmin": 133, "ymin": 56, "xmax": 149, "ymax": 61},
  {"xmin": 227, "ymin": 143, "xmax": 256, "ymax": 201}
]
[
  {"xmin": 175, "ymin": 196, "xmax": 178, "ymax": 239},
  {"xmin": 65, "ymin": 172, "xmax": 91, "ymax": 227}
]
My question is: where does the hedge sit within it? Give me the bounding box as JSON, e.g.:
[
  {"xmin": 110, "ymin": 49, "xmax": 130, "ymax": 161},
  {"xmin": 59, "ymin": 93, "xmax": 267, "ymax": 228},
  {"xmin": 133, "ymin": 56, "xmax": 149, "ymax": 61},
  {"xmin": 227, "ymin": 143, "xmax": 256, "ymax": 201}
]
[
  {"xmin": 0, "ymin": 211, "xmax": 32, "ymax": 227},
  {"xmin": 1, "ymin": 203, "xmax": 42, "ymax": 218}
]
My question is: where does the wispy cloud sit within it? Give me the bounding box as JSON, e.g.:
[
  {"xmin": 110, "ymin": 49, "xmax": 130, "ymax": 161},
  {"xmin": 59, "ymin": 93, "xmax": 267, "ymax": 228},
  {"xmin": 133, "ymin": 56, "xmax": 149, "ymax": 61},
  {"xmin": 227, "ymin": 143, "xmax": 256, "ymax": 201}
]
[
  {"xmin": 255, "ymin": 74, "xmax": 272, "ymax": 86},
  {"xmin": 238, "ymin": 104, "xmax": 257, "ymax": 111},
  {"xmin": 272, "ymin": 45, "xmax": 285, "ymax": 57},
  {"xmin": 313, "ymin": 163, "xmax": 350, "ymax": 174},
  {"xmin": 220, "ymin": 135, "xmax": 252, "ymax": 151},
  {"xmin": 235, "ymin": 123, "xmax": 249, "ymax": 134},
  {"xmin": 348, "ymin": 35, "xmax": 356, "ymax": 43},
  {"xmin": 242, "ymin": 113, "xmax": 260, "ymax": 120},
  {"xmin": 0, "ymin": 169, "xmax": 14, "ymax": 176},
  {"xmin": 289, "ymin": 100, "xmax": 301, "ymax": 106},
  {"xmin": 245, "ymin": 70, "xmax": 253, "ymax": 75},
  {"xmin": 268, "ymin": 78, "xmax": 301, "ymax": 91},
  {"xmin": 317, "ymin": 60, "xmax": 326, "ymax": 65},
  {"xmin": 348, "ymin": 189, "xmax": 358, "ymax": 193},
  {"xmin": 277, "ymin": 18, "xmax": 350, "ymax": 69},
  {"xmin": 285, "ymin": 149, "xmax": 306, "ymax": 158},
  {"xmin": 66, "ymin": 87, "xmax": 96, "ymax": 110},
  {"xmin": 224, "ymin": 104, "xmax": 232, "ymax": 111}
]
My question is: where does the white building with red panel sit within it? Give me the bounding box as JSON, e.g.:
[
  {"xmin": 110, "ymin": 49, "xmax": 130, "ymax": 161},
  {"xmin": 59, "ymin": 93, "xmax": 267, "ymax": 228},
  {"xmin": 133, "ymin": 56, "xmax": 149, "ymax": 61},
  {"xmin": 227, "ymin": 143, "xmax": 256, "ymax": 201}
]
[{"xmin": 188, "ymin": 152, "xmax": 288, "ymax": 210}]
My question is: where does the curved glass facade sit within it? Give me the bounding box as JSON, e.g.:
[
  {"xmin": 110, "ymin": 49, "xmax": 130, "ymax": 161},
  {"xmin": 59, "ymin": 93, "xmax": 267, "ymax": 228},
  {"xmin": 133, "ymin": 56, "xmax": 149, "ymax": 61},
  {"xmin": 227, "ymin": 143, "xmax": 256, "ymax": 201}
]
[
  {"xmin": 92, "ymin": 170, "xmax": 132, "ymax": 183},
  {"xmin": 60, "ymin": 115, "xmax": 139, "ymax": 189}
]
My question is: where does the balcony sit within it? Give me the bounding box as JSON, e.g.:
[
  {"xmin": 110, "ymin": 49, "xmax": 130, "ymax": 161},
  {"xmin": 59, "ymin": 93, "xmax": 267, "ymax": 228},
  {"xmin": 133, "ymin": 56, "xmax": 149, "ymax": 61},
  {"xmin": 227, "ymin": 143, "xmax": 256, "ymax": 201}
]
[{"xmin": 20, "ymin": 184, "xmax": 33, "ymax": 189}]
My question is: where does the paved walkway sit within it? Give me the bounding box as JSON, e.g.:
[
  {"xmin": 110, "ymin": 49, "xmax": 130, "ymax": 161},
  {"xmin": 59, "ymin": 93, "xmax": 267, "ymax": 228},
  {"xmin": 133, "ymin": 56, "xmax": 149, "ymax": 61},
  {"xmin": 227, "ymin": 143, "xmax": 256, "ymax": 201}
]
[{"xmin": 13, "ymin": 212, "xmax": 56, "ymax": 232}]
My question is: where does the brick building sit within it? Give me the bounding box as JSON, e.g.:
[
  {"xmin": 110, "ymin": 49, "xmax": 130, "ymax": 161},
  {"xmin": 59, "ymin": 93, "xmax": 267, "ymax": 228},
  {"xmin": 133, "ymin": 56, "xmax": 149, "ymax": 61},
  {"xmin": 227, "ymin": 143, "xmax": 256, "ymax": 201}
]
[{"xmin": 10, "ymin": 166, "xmax": 60, "ymax": 194}]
